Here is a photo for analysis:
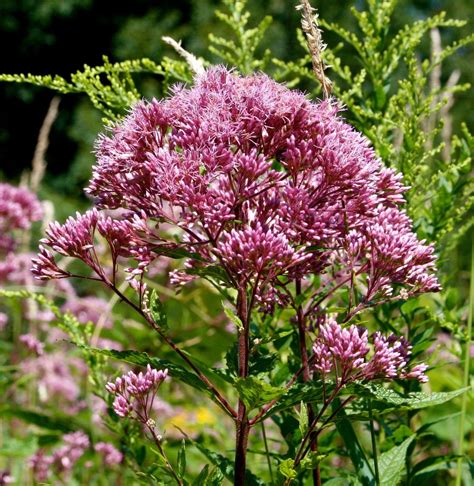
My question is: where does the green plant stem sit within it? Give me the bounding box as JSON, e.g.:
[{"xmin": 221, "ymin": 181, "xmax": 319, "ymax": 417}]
[
  {"xmin": 261, "ymin": 420, "xmax": 274, "ymax": 484},
  {"xmin": 368, "ymin": 399, "xmax": 380, "ymax": 486},
  {"xmin": 455, "ymin": 236, "xmax": 474, "ymax": 485},
  {"xmin": 147, "ymin": 424, "xmax": 183, "ymax": 486}
]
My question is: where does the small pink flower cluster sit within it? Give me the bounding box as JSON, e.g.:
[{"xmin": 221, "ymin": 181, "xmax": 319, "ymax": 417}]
[
  {"xmin": 94, "ymin": 442, "xmax": 123, "ymax": 466},
  {"xmin": 0, "ymin": 470, "xmax": 13, "ymax": 485},
  {"xmin": 106, "ymin": 365, "xmax": 168, "ymax": 420},
  {"xmin": 21, "ymin": 351, "xmax": 87, "ymax": 409},
  {"xmin": 312, "ymin": 318, "xmax": 428, "ymax": 385},
  {"xmin": 30, "ymin": 431, "xmax": 89, "ymax": 482},
  {"xmin": 0, "ymin": 183, "xmax": 43, "ymax": 254},
  {"xmin": 19, "ymin": 333, "xmax": 44, "ymax": 356}
]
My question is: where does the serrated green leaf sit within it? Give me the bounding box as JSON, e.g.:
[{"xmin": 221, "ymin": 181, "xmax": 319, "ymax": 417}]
[
  {"xmin": 298, "ymin": 401, "xmax": 308, "ymax": 437},
  {"xmin": 279, "ymin": 458, "xmax": 297, "ymax": 479},
  {"xmin": 360, "ymin": 384, "xmax": 469, "ymax": 410},
  {"xmin": 258, "ymin": 382, "xmax": 327, "ymax": 421},
  {"xmin": 152, "ymin": 245, "xmax": 204, "ymax": 261},
  {"xmin": 0, "ymin": 407, "xmax": 82, "ymax": 433},
  {"xmin": 222, "ymin": 302, "xmax": 243, "ymax": 331},
  {"xmin": 80, "ymin": 347, "xmax": 233, "ymax": 415},
  {"xmin": 191, "ymin": 439, "xmax": 264, "ymax": 485},
  {"xmin": 205, "ymin": 466, "xmax": 225, "ymax": 486},
  {"xmin": 149, "ymin": 290, "xmax": 168, "ymax": 330},
  {"xmin": 334, "ymin": 402, "xmax": 375, "ymax": 486},
  {"xmin": 193, "ymin": 464, "xmax": 210, "ymax": 485},
  {"xmin": 375, "ymin": 436, "xmax": 415, "ymax": 486},
  {"xmin": 177, "ymin": 439, "xmax": 186, "ymax": 478},
  {"xmin": 85, "ymin": 347, "xmax": 208, "ymax": 393},
  {"xmin": 235, "ymin": 377, "xmax": 284, "ymax": 411},
  {"xmin": 249, "ymin": 349, "xmax": 278, "ymax": 375}
]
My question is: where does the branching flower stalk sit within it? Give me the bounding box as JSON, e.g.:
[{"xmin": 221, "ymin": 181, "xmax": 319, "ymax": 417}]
[
  {"xmin": 32, "ymin": 67, "xmax": 439, "ymax": 484},
  {"xmin": 106, "ymin": 366, "xmax": 183, "ymax": 485}
]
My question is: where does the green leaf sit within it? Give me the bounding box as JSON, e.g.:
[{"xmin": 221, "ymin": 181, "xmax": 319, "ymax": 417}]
[
  {"xmin": 258, "ymin": 382, "xmax": 326, "ymax": 421},
  {"xmin": 375, "ymin": 436, "xmax": 415, "ymax": 486},
  {"xmin": 224, "ymin": 342, "xmax": 238, "ymax": 377},
  {"xmin": 0, "ymin": 436, "xmax": 38, "ymax": 458},
  {"xmin": 193, "ymin": 465, "xmax": 211, "ymax": 485},
  {"xmin": 82, "ymin": 347, "xmax": 234, "ymax": 414},
  {"xmin": 135, "ymin": 444, "xmax": 147, "ymax": 466},
  {"xmin": 186, "ymin": 265, "xmax": 232, "ymax": 287},
  {"xmin": 222, "ymin": 301, "xmax": 243, "ymax": 331},
  {"xmin": 191, "ymin": 440, "xmax": 264, "ymax": 485},
  {"xmin": 298, "ymin": 401, "xmax": 308, "ymax": 437},
  {"xmin": 0, "ymin": 407, "xmax": 81, "ymax": 433},
  {"xmin": 177, "ymin": 439, "xmax": 186, "ymax": 478},
  {"xmin": 149, "ymin": 290, "xmax": 168, "ymax": 330},
  {"xmin": 300, "ymin": 452, "xmax": 326, "ymax": 470},
  {"xmin": 412, "ymin": 453, "xmax": 463, "ymax": 477},
  {"xmin": 361, "ymin": 384, "xmax": 469, "ymax": 410},
  {"xmin": 334, "ymin": 403, "xmax": 375, "ymax": 486},
  {"xmin": 152, "ymin": 245, "xmax": 204, "ymax": 261},
  {"xmin": 324, "ymin": 478, "xmax": 362, "ymax": 486},
  {"xmin": 249, "ymin": 349, "xmax": 278, "ymax": 375},
  {"xmin": 279, "ymin": 458, "xmax": 297, "ymax": 479},
  {"xmin": 88, "ymin": 347, "xmax": 209, "ymax": 393},
  {"xmin": 235, "ymin": 377, "xmax": 283, "ymax": 411}
]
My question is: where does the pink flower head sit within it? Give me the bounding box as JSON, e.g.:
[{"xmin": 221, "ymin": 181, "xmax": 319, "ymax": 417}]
[
  {"xmin": 94, "ymin": 442, "xmax": 123, "ymax": 466},
  {"xmin": 0, "ymin": 313, "xmax": 8, "ymax": 331},
  {"xmin": 21, "ymin": 351, "xmax": 85, "ymax": 405},
  {"xmin": 29, "ymin": 450, "xmax": 53, "ymax": 482},
  {"xmin": 33, "ymin": 67, "xmax": 438, "ymax": 307},
  {"xmin": 62, "ymin": 296, "xmax": 112, "ymax": 328},
  {"xmin": 19, "ymin": 333, "xmax": 44, "ymax": 356},
  {"xmin": 312, "ymin": 317, "xmax": 428, "ymax": 385},
  {"xmin": 32, "ymin": 210, "xmax": 142, "ymax": 281},
  {"xmin": 0, "ymin": 183, "xmax": 43, "ymax": 253},
  {"xmin": 106, "ymin": 366, "xmax": 168, "ymax": 421},
  {"xmin": 29, "ymin": 431, "xmax": 89, "ymax": 481},
  {"xmin": 0, "ymin": 470, "xmax": 14, "ymax": 485},
  {"xmin": 217, "ymin": 223, "xmax": 309, "ymax": 283}
]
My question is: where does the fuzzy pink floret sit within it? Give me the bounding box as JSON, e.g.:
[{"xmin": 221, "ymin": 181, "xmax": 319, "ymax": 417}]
[{"xmin": 312, "ymin": 317, "xmax": 428, "ymax": 384}]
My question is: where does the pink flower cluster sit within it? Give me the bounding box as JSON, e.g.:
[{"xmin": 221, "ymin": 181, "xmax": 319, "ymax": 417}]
[
  {"xmin": 0, "ymin": 470, "xmax": 13, "ymax": 485},
  {"xmin": 0, "ymin": 183, "xmax": 43, "ymax": 254},
  {"xmin": 30, "ymin": 431, "xmax": 89, "ymax": 482},
  {"xmin": 32, "ymin": 67, "xmax": 439, "ymax": 308},
  {"xmin": 106, "ymin": 365, "xmax": 168, "ymax": 420},
  {"xmin": 19, "ymin": 333, "xmax": 44, "ymax": 356},
  {"xmin": 21, "ymin": 351, "xmax": 87, "ymax": 408},
  {"xmin": 312, "ymin": 317, "xmax": 428, "ymax": 385},
  {"xmin": 62, "ymin": 296, "xmax": 113, "ymax": 328},
  {"xmin": 94, "ymin": 442, "xmax": 123, "ymax": 466}
]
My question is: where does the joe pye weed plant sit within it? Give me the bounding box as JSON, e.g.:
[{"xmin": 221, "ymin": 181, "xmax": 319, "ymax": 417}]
[{"xmin": 0, "ymin": 0, "xmax": 473, "ymax": 484}]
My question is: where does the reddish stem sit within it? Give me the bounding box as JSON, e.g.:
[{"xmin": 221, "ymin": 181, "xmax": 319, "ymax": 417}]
[
  {"xmin": 234, "ymin": 283, "xmax": 250, "ymax": 485},
  {"xmin": 295, "ymin": 279, "xmax": 320, "ymax": 486},
  {"xmin": 106, "ymin": 282, "xmax": 237, "ymax": 419}
]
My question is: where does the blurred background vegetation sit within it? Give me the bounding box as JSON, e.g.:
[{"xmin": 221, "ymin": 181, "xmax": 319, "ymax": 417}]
[{"xmin": 0, "ymin": 0, "xmax": 472, "ymax": 208}]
